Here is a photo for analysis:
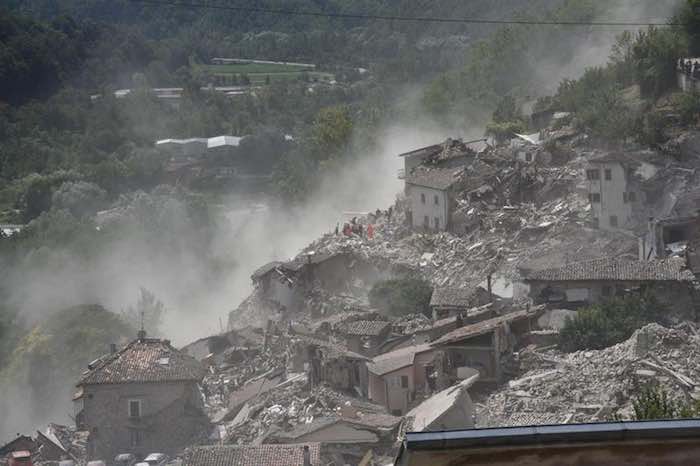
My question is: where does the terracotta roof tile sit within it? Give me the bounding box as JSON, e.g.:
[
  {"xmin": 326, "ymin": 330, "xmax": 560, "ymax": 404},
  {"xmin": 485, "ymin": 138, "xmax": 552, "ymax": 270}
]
[
  {"xmin": 185, "ymin": 443, "xmax": 320, "ymax": 466},
  {"xmin": 522, "ymin": 258, "xmax": 694, "ymax": 282},
  {"xmin": 430, "ymin": 286, "xmax": 491, "ymax": 308},
  {"xmin": 342, "ymin": 320, "xmax": 390, "ymax": 336},
  {"xmin": 78, "ymin": 338, "xmax": 204, "ymax": 385}
]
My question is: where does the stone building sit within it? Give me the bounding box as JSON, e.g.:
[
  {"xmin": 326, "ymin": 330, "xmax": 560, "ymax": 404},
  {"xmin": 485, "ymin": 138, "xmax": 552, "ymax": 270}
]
[
  {"xmin": 74, "ymin": 333, "xmax": 207, "ymax": 461},
  {"xmin": 517, "ymin": 257, "xmax": 696, "ymax": 313}
]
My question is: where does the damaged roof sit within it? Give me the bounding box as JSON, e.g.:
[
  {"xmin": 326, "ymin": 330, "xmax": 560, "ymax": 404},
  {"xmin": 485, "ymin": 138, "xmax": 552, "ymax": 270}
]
[
  {"xmin": 405, "ymin": 167, "xmax": 463, "ymax": 190},
  {"xmin": 78, "ymin": 337, "xmax": 204, "ymax": 385},
  {"xmin": 341, "ymin": 320, "xmax": 390, "ymax": 336},
  {"xmin": 432, "ymin": 310, "xmax": 534, "ymax": 346},
  {"xmin": 297, "ymin": 335, "xmax": 369, "ymax": 361},
  {"xmin": 368, "ymin": 344, "xmax": 432, "ymax": 376},
  {"xmin": 430, "ymin": 286, "xmax": 491, "ymax": 308},
  {"xmin": 521, "ymin": 257, "xmax": 695, "ymax": 282},
  {"xmin": 272, "ymin": 413, "xmax": 402, "ymax": 441},
  {"xmin": 251, "ymin": 261, "xmax": 284, "ymax": 279},
  {"xmin": 184, "ymin": 443, "xmax": 320, "ymax": 466}
]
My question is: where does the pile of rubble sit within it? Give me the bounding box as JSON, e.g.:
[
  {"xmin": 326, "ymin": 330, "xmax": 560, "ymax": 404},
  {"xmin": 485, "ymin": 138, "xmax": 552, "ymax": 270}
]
[
  {"xmin": 298, "ymin": 190, "xmax": 634, "ymax": 290},
  {"xmin": 224, "ymin": 382, "xmax": 386, "ymax": 445},
  {"xmin": 478, "ymin": 323, "xmax": 700, "ymax": 427}
]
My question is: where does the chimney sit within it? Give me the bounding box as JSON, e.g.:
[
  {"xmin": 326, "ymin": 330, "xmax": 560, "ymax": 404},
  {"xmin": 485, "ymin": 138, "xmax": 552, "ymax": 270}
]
[
  {"xmin": 302, "ymin": 445, "xmax": 311, "ymax": 466},
  {"xmin": 110, "ymin": 343, "xmax": 117, "ymax": 354},
  {"xmin": 137, "ymin": 329, "xmax": 147, "ymax": 341}
]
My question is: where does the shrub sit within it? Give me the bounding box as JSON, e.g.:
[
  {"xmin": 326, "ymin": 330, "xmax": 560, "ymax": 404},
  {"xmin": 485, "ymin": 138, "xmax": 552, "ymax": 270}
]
[
  {"xmin": 559, "ymin": 293, "xmax": 665, "ymax": 352},
  {"xmin": 368, "ymin": 278, "xmax": 433, "ymax": 317},
  {"xmin": 633, "ymin": 385, "xmax": 700, "ymax": 420}
]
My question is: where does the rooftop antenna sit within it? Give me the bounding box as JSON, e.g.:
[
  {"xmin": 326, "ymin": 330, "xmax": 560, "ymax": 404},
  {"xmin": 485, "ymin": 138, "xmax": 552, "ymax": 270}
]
[{"xmin": 137, "ymin": 306, "xmax": 146, "ymax": 341}]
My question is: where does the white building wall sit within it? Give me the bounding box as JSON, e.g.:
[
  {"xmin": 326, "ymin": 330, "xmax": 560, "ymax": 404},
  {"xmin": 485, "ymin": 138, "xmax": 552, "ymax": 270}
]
[
  {"xmin": 587, "ymin": 162, "xmax": 635, "ymax": 231},
  {"xmin": 407, "ymin": 184, "xmax": 449, "ymax": 231}
]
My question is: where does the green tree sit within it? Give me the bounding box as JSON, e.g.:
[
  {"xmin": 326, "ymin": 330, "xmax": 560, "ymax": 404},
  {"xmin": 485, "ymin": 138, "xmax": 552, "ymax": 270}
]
[
  {"xmin": 310, "ymin": 106, "xmax": 353, "ymax": 161},
  {"xmin": 368, "ymin": 278, "xmax": 433, "ymax": 317},
  {"xmin": 122, "ymin": 287, "xmax": 166, "ymax": 336}
]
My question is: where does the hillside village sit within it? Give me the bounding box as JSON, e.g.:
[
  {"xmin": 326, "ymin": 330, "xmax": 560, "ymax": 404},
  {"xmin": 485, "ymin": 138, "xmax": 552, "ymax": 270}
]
[{"xmin": 5, "ymin": 64, "xmax": 700, "ymax": 465}]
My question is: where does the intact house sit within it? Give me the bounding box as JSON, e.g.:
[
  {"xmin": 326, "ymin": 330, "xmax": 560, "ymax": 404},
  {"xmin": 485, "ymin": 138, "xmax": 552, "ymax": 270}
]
[
  {"xmin": 516, "ymin": 257, "xmax": 697, "ymax": 315},
  {"xmin": 430, "ymin": 286, "xmax": 492, "ymax": 321},
  {"xmin": 336, "ymin": 320, "xmax": 392, "ymax": 356},
  {"xmin": 430, "ymin": 310, "xmax": 539, "ymax": 386},
  {"xmin": 584, "ymin": 152, "xmax": 660, "ymax": 231},
  {"xmin": 74, "ymin": 333, "xmax": 208, "ymax": 461},
  {"xmin": 367, "ymin": 344, "xmax": 438, "ymax": 416}
]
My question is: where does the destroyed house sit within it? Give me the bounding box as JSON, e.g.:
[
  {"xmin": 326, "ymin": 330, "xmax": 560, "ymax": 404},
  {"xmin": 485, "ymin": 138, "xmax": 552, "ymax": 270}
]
[
  {"xmin": 0, "ymin": 436, "xmax": 36, "ymax": 458},
  {"xmin": 338, "ymin": 320, "xmax": 391, "ymax": 356},
  {"xmin": 395, "ymin": 419, "xmax": 700, "ymax": 466},
  {"xmin": 367, "ymin": 344, "xmax": 436, "ymax": 415},
  {"xmin": 75, "ymin": 333, "xmax": 207, "ymax": 461},
  {"xmin": 641, "ymin": 188, "xmax": 700, "ymax": 263},
  {"xmin": 184, "ymin": 443, "xmax": 320, "ymax": 466},
  {"xmin": 397, "ymin": 138, "xmax": 477, "ymax": 180},
  {"xmin": 401, "ymin": 373, "xmax": 479, "ymax": 434},
  {"xmin": 431, "ymin": 310, "xmax": 537, "ymax": 385},
  {"xmin": 290, "ymin": 335, "xmax": 369, "ymax": 396},
  {"xmin": 251, "ymin": 252, "xmax": 351, "ymax": 313},
  {"xmin": 518, "ymin": 257, "xmax": 696, "ymax": 311},
  {"xmin": 585, "ymin": 152, "xmax": 659, "ymax": 231},
  {"xmin": 405, "ymin": 167, "xmax": 463, "ymax": 232},
  {"xmin": 268, "ymin": 412, "xmax": 401, "ymax": 445},
  {"xmin": 430, "ymin": 286, "xmax": 492, "ymax": 321}
]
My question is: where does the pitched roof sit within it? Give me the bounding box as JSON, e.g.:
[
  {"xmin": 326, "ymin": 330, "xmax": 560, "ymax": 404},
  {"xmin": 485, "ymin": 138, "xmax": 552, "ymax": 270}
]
[
  {"xmin": 342, "ymin": 320, "xmax": 390, "ymax": 336},
  {"xmin": 521, "ymin": 257, "xmax": 694, "ymax": 282},
  {"xmin": 296, "ymin": 335, "xmax": 369, "ymax": 361},
  {"xmin": 430, "ymin": 286, "xmax": 491, "ymax": 308},
  {"xmin": 405, "ymin": 167, "xmax": 463, "ymax": 190},
  {"xmin": 78, "ymin": 338, "xmax": 204, "ymax": 385},
  {"xmin": 432, "ymin": 310, "xmax": 533, "ymax": 346},
  {"xmin": 184, "ymin": 443, "xmax": 320, "ymax": 466},
  {"xmin": 403, "ymin": 374, "xmax": 479, "ymax": 432},
  {"xmin": 368, "ymin": 344, "xmax": 432, "ymax": 376}
]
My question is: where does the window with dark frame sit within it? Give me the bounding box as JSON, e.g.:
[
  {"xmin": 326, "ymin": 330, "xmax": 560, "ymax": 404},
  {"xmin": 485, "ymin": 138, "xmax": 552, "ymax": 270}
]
[
  {"xmin": 604, "ymin": 169, "xmax": 612, "ymax": 180},
  {"xmin": 586, "ymin": 169, "xmax": 600, "ymax": 180},
  {"xmin": 400, "ymin": 375, "xmax": 409, "ymax": 388},
  {"xmin": 589, "ymin": 193, "xmax": 601, "ymax": 203},
  {"xmin": 434, "ymin": 217, "xmax": 439, "ymax": 229},
  {"xmin": 434, "ymin": 194, "xmax": 439, "ymax": 205},
  {"xmin": 610, "ymin": 215, "xmax": 618, "ymax": 227},
  {"xmin": 423, "ymin": 215, "xmax": 429, "ymax": 228},
  {"xmin": 420, "ymin": 193, "xmax": 426, "ymax": 204},
  {"xmin": 128, "ymin": 399, "xmax": 141, "ymax": 419}
]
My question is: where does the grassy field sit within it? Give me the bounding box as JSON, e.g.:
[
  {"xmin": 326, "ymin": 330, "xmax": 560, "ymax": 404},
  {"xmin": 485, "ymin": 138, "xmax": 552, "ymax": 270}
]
[{"xmin": 198, "ymin": 62, "xmax": 334, "ymax": 84}]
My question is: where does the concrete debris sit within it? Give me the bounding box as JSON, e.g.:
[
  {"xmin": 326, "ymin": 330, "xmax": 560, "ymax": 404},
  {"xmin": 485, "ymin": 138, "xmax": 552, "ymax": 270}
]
[{"xmin": 478, "ymin": 323, "xmax": 700, "ymax": 427}]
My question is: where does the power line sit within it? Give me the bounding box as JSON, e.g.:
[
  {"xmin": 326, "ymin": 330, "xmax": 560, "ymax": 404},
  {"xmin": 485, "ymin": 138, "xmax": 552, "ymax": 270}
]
[{"xmin": 128, "ymin": 0, "xmax": 682, "ymax": 27}]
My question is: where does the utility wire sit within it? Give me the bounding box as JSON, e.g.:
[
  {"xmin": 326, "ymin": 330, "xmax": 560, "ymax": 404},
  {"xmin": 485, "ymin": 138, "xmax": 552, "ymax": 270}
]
[{"xmin": 128, "ymin": 0, "xmax": 682, "ymax": 27}]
